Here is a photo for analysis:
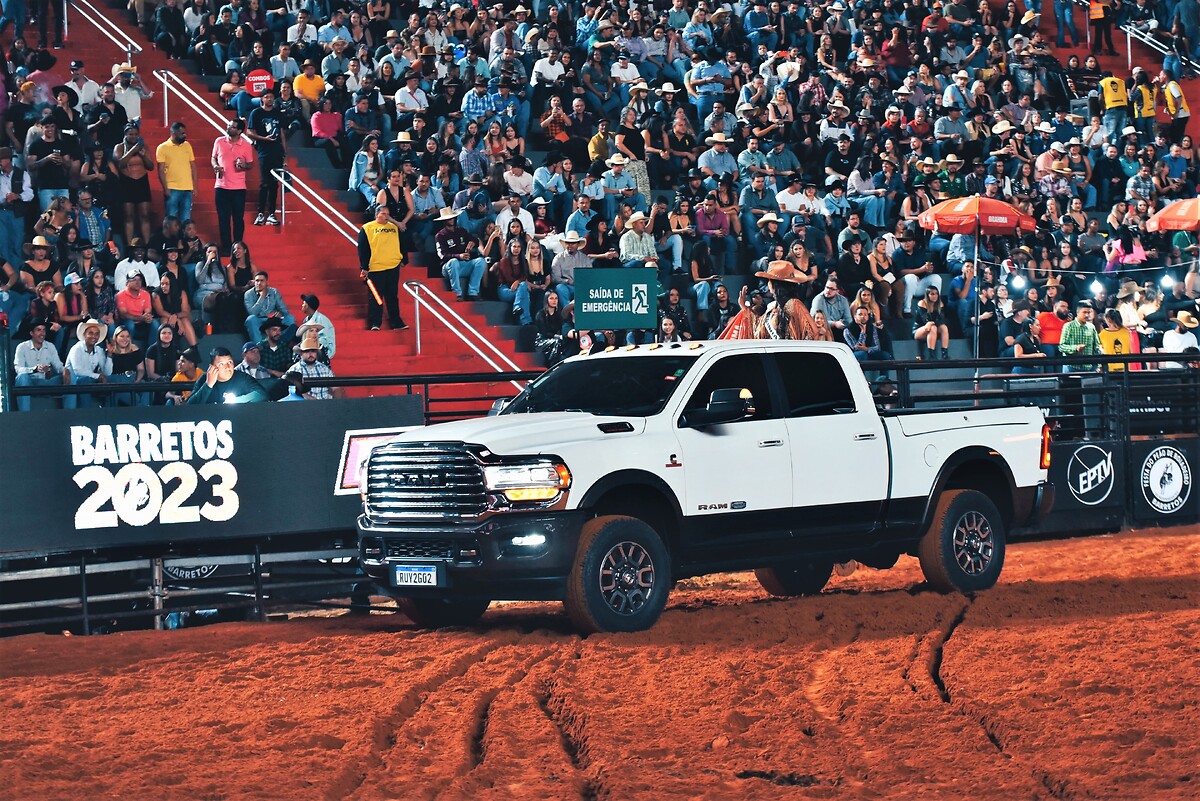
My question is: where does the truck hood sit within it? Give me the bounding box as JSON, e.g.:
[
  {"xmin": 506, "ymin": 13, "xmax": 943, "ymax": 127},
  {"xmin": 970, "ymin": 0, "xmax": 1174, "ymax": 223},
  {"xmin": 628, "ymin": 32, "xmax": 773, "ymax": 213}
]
[{"xmin": 392, "ymin": 413, "xmax": 647, "ymax": 455}]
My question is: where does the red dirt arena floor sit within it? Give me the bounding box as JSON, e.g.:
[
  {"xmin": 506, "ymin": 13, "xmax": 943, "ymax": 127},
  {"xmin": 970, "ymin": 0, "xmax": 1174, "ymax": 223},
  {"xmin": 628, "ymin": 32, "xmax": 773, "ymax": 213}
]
[{"xmin": 0, "ymin": 524, "xmax": 1196, "ymax": 801}]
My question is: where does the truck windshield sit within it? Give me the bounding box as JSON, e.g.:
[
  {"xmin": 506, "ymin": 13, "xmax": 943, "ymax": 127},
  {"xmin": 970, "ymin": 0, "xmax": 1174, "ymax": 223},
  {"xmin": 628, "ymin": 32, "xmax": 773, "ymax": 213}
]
[{"xmin": 504, "ymin": 355, "xmax": 700, "ymax": 416}]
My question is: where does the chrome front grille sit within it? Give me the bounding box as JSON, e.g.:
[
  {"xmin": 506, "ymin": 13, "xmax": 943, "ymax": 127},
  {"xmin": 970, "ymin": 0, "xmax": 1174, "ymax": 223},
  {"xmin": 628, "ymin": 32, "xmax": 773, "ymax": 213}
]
[{"xmin": 366, "ymin": 445, "xmax": 488, "ymax": 519}]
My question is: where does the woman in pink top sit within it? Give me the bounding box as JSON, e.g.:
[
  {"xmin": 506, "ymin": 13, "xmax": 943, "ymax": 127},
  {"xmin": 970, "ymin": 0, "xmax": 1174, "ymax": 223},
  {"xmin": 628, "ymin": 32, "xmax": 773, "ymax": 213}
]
[{"xmin": 310, "ymin": 97, "xmax": 345, "ymax": 168}]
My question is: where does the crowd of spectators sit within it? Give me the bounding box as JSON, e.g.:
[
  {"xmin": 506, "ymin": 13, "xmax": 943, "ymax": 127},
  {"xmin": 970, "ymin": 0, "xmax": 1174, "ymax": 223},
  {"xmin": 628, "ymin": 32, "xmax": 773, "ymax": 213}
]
[
  {"xmin": 6, "ymin": 0, "xmax": 1200, "ymax": 411},
  {"xmin": 143, "ymin": 0, "xmax": 1200, "ymax": 365},
  {"xmin": 0, "ymin": 22, "xmax": 346, "ymax": 406}
]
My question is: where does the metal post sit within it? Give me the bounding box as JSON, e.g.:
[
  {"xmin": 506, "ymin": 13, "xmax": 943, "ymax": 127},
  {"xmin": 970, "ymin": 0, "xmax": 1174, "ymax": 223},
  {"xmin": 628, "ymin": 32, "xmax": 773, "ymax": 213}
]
[
  {"xmin": 279, "ymin": 172, "xmax": 287, "ymax": 226},
  {"xmin": 151, "ymin": 557, "xmax": 165, "ymax": 630},
  {"xmin": 0, "ymin": 329, "xmax": 11, "ymax": 412},
  {"xmin": 415, "ymin": 291, "xmax": 423, "ymax": 354},
  {"xmin": 162, "ymin": 75, "xmax": 170, "ymax": 129},
  {"xmin": 1127, "ymin": 30, "xmax": 1132, "ymax": 71},
  {"xmin": 253, "ymin": 544, "xmax": 266, "ymax": 622},
  {"xmin": 79, "ymin": 554, "xmax": 90, "ymax": 636},
  {"xmin": 973, "ymin": 215, "xmax": 980, "ymax": 361}
]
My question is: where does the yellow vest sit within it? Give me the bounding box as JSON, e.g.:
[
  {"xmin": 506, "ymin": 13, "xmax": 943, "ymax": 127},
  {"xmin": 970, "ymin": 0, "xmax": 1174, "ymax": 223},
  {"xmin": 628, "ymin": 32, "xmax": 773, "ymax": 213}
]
[
  {"xmin": 1099, "ymin": 77, "xmax": 1127, "ymax": 110},
  {"xmin": 1132, "ymin": 85, "xmax": 1157, "ymax": 119},
  {"xmin": 1164, "ymin": 81, "xmax": 1190, "ymax": 117},
  {"xmin": 362, "ymin": 220, "xmax": 404, "ymax": 272}
]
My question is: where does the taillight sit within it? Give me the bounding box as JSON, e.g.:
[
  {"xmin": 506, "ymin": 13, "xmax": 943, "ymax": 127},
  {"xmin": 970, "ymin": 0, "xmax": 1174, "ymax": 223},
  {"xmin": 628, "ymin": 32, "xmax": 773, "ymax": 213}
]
[{"xmin": 1040, "ymin": 424, "xmax": 1052, "ymax": 470}]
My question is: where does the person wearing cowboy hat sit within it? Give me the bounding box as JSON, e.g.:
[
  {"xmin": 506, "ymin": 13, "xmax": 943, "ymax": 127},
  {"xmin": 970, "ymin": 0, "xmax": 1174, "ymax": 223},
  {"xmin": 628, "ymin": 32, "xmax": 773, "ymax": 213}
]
[
  {"xmin": 550, "ymin": 229, "xmax": 590, "ymax": 307},
  {"xmin": 1162, "ymin": 310, "xmax": 1200, "ymax": 367},
  {"xmin": 722, "ymin": 260, "xmax": 821, "ymax": 340},
  {"xmin": 283, "ymin": 328, "xmax": 341, "ymax": 400},
  {"xmin": 317, "ymin": 7, "xmax": 353, "ymax": 54},
  {"xmin": 434, "ymin": 207, "xmax": 486, "ymax": 301},
  {"xmin": 618, "ymin": 210, "xmax": 660, "ymax": 276},
  {"xmin": 600, "ymin": 153, "xmax": 646, "ymax": 220},
  {"xmin": 690, "ymin": 44, "xmax": 733, "ymax": 124},
  {"xmin": 395, "ymin": 70, "xmax": 430, "ymax": 131},
  {"xmin": 253, "ymin": 314, "xmax": 293, "ymax": 378},
  {"xmin": 113, "ymin": 237, "xmax": 158, "ymax": 293},
  {"xmin": 698, "ymin": 132, "xmax": 739, "ymax": 190},
  {"xmin": 295, "ymin": 294, "xmax": 335, "ymax": 361},
  {"xmin": 740, "ymin": 173, "xmax": 779, "ymax": 257},
  {"xmin": 111, "ymin": 63, "xmax": 152, "ymax": 125},
  {"xmin": 937, "ymin": 153, "xmax": 968, "ymax": 198},
  {"xmin": 62, "ymin": 319, "xmax": 112, "ymax": 409}
]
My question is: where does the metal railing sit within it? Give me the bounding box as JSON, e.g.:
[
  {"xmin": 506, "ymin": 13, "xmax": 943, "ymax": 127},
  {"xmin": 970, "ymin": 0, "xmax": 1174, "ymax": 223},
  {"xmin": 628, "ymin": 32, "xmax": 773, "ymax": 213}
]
[
  {"xmin": 403, "ymin": 281, "xmax": 528, "ymax": 391},
  {"xmin": 270, "ymin": 167, "xmax": 359, "ymax": 243},
  {"xmin": 68, "ymin": 0, "xmax": 143, "ymax": 65},
  {"xmin": 153, "ymin": 69, "xmax": 231, "ymax": 133},
  {"xmin": 1069, "ymin": 0, "xmax": 1200, "ymax": 74}
]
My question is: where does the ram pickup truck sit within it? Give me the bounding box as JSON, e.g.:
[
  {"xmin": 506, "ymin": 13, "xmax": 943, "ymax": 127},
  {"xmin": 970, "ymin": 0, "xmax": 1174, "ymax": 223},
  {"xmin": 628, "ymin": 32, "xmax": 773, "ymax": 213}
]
[{"xmin": 358, "ymin": 340, "xmax": 1053, "ymax": 632}]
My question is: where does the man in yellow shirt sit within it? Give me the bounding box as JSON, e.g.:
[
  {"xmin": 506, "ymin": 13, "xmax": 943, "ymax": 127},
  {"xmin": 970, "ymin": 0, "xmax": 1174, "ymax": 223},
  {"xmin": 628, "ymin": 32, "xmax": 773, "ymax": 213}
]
[
  {"xmin": 155, "ymin": 121, "xmax": 196, "ymax": 222},
  {"xmin": 293, "ymin": 60, "xmax": 326, "ymax": 118},
  {"xmin": 356, "ymin": 205, "xmax": 408, "ymax": 331}
]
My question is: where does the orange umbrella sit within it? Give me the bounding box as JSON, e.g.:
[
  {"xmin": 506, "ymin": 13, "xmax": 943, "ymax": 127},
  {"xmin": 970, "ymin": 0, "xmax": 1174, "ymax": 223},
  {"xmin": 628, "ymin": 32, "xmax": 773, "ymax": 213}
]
[
  {"xmin": 917, "ymin": 196, "xmax": 1036, "ymax": 235},
  {"xmin": 1146, "ymin": 198, "xmax": 1200, "ymax": 232}
]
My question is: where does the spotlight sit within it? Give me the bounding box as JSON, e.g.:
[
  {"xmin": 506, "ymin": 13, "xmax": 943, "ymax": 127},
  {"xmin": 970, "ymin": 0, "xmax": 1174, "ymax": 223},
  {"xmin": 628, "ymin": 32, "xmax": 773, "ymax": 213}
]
[
  {"xmin": 1090, "ymin": 280, "xmax": 1104, "ymax": 296},
  {"xmin": 1161, "ymin": 274, "xmax": 1176, "ymax": 289}
]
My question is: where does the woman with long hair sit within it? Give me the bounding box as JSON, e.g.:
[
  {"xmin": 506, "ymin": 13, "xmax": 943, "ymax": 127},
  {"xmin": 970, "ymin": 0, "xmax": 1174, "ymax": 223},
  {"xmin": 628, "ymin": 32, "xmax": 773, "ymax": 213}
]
[
  {"xmin": 484, "ymin": 120, "xmax": 508, "ymax": 166},
  {"xmin": 310, "ymin": 96, "xmax": 346, "ymax": 168},
  {"xmin": 349, "ymin": 134, "xmax": 384, "ymax": 203},
  {"xmin": 193, "ymin": 242, "xmax": 230, "ymax": 323},
  {"xmin": 492, "ymin": 237, "xmax": 533, "ymax": 324},
  {"xmin": 80, "ymin": 146, "xmax": 119, "ymax": 210},
  {"xmin": 84, "ymin": 267, "xmax": 117, "ymax": 328},
  {"xmin": 868, "ymin": 237, "xmax": 901, "ymax": 317},
  {"xmin": 913, "ymin": 286, "xmax": 950, "ymax": 359},
  {"xmin": 690, "ymin": 240, "xmax": 720, "ymax": 311},
  {"xmin": 107, "ymin": 326, "xmax": 149, "ymax": 406},
  {"xmin": 614, "ymin": 106, "xmax": 650, "ymax": 204},
  {"xmin": 153, "ymin": 271, "xmax": 199, "ymax": 346}
]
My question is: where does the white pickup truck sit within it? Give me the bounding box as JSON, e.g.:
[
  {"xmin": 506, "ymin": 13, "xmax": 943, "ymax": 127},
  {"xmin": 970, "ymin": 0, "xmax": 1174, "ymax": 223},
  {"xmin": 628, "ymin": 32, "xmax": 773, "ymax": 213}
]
[{"xmin": 357, "ymin": 341, "xmax": 1054, "ymax": 632}]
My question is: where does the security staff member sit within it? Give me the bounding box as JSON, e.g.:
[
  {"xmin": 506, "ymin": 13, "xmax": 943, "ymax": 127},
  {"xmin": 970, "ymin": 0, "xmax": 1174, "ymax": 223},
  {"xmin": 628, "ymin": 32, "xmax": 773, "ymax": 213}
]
[
  {"xmin": 356, "ymin": 204, "xmax": 408, "ymax": 331},
  {"xmin": 1159, "ymin": 69, "xmax": 1191, "ymax": 144},
  {"xmin": 1098, "ymin": 71, "xmax": 1128, "ymax": 142}
]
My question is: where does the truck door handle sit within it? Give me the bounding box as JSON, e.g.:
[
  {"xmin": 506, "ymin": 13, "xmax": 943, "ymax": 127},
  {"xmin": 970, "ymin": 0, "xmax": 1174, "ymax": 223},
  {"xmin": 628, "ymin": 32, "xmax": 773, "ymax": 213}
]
[
  {"xmin": 758, "ymin": 439, "xmax": 784, "ymax": 448},
  {"xmin": 854, "ymin": 433, "xmax": 877, "ymax": 441}
]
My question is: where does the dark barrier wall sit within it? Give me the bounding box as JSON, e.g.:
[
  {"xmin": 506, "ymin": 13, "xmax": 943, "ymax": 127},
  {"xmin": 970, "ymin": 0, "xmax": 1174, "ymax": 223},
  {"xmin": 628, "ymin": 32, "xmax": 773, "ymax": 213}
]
[
  {"xmin": 1039, "ymin": 440, "xmax": 1127, "ymax": 533},
  {"xmin": 0, "ymin": 396, "xmax": 424, "ymax": 558},
  {"xmin": 1129, "ymin": 439, "xmax": 1198, "ymax": 525}
]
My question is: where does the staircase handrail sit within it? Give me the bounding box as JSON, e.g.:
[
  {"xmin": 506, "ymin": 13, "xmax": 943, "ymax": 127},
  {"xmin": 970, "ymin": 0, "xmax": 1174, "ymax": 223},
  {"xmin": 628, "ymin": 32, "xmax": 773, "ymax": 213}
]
[
  {"xmin": 1068, "ymin": 1, "xmax": 1199, "ymax": 73},
  {"xmin": 270, "ymin": 167, "xmax": 359, "ymax": 244},
  {"xmin": 152, "ymin": 69, "xmax": 231, "ymax": 133},
  {"xmin": 68, "ymin": 0, "xmax": 143, "ymax": 63},
  {"xmin": 403, "ymin": 281, "xmax": 526, "ymax": 389}
]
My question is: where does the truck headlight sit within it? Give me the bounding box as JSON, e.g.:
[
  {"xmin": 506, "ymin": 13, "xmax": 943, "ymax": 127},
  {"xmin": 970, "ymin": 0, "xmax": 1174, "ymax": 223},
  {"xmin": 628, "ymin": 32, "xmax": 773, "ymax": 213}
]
[{"xmin": 483, "ymin": 461, "xmax": 571, "ymax": 502}]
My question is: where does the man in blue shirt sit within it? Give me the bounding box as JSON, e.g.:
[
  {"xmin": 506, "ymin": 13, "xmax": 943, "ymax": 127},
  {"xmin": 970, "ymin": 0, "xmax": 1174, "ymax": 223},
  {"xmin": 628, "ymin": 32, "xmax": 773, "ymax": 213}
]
[
  {"xmin": 565, "ymin": 194, "xmax": 596, "ymax": 237},
  {"xmin": 743, "ymin": 0, "xmax": 778, "ymax": 52},
  {"xmin": 690, "ymin": 54, "xmax": 730, "ymax": 123}
]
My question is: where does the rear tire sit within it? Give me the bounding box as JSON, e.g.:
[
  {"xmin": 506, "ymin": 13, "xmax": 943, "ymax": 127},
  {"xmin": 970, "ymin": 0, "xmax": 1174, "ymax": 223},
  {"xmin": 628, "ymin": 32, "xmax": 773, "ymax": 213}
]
[
  {"xmin": 399, "ymin": 597, "xmax": 491, "ymax": 628},
  {"xmin": 755, "ymin": 560, "xmax": 834, "ymax": 596},
  {"xmin": 918, "ymin": 490, "xmax": 1006, "ymax": 593},
  {"xmin": 564, "ymin": 516, "xmax": 671, "ymax": 634}
]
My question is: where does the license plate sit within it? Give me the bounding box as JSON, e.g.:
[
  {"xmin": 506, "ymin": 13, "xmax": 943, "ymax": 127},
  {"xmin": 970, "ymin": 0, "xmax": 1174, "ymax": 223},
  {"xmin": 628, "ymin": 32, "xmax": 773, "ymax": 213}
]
[{"xmin": 392, "ymin": 565, "xmax": 439, "ymax": 587}]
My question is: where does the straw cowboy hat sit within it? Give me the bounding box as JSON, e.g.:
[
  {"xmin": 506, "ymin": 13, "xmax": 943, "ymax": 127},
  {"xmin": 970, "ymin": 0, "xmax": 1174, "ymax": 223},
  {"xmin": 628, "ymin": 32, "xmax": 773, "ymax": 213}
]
[
  {"xmin": 1021, "ymin": 10, "xmax": 1039, "ymax": 24},
  {"xmin": 296, "ymin": 321, "xmax": 325, "ymax": 339},
  {"xmin": 755, "ymin": 260, "xmax": 810, "ymax": 283},
  {"xmin": 630, "ymin": 82, "xmax": 650, "ymax": 94},
  {"xmin": 658, "ymin": 82, "xmax": 680, "ymax": 94},
  {"xmin": 626, "ymin": 211, "xmax": 649, "ymax": 225},
  {"xmin": 561, "ymin": 230, "xmax": 584, "ymax": 244},
  {"xmin": 605, "ymin": 153, "xmax": 629, "ymax": 165},
  {"xmin": 1177, "ymin": 310, "xmax": 1199, "ymax": 329},
  {"xmin": 943, "ymin": 153, "xmax": 963, "ymax": 165},
  {"xmin": 111, "ymin": 63, "xmax": 136, "ymax": 78},
  {"xmin": 524, "ymin": 26, "xmax": 540, "ymax": 43},
  {"xmin": 1117, "ymin": 280, "xmax": 1140, "ymax": 299},
  {"xmin": 1045, "ymin": 275, "xmax": 1063, "ymax": 287},
  {"xmin": 776, "ymin": 60, "xmax": 803, "ymax": 80},
  {"xmin": 393, "ymin": 131, "xmax": 414, "ymax": 143},
  {"xmin": 299, "ymin": 329, "xmax": 323, "ymax": 351},
  {"xmin": 1051, "ymin": 160, "xmax": 1074, "ymax": 175},
  {"xmin": 1036, "ymin": 121, "xmax": 1056, "ymax": 134},
  {"xmin": 77, "ymin": 318, "xmax": 108, "ymax": 342},
  {"xmin": 705, "ymin": 132, "xmax": 735, "ymax": 145},
  {"xmin": 993, "ymin": 119, "xmax": 1014, "ymax": 134},
  {"xmin": 436, "ymin": 207, "xmax": 462, "ymax": 221},
  {"xmin": 756, "ymin": 212, "xmax": 783, "ymax": 228},
  {"xmin": 23, "ymin": 235, "xmax": 52, "ymax": 255}
]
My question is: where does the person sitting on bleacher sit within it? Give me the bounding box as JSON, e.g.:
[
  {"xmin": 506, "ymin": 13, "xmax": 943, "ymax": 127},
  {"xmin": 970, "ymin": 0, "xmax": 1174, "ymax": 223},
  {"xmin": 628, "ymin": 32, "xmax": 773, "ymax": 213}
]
[{"xmin": 12, "ymin": 319, "xmax": 64, "ymax": 412}]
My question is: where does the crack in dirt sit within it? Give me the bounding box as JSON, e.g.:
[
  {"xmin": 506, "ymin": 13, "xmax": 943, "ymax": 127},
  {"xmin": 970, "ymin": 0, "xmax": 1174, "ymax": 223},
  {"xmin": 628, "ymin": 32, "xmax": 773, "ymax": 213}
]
[
  {"xmin": 735, "ymin": 769, "xmax": 819, "ymax": 787},
  {"xmin": 469, "ymin": 690, "xmax": 500, "ymax": 770},
  {"xmin": 926, "ymin": 597, "xmax": 1075, "ymax": 801}
]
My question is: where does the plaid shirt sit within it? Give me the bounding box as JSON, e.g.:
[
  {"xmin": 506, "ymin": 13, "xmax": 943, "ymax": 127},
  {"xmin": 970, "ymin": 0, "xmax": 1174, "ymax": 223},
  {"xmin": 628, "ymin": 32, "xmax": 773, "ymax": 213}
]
[
  {"xmin": 1058, "ymin": 320, "xmax": 1102, "ymax": 371},
  {"xmin": 287, "ymin": 360, "xmax": 336, "ymax": 400},
  {"xmin": 257, "ymin": 341, "xmax": 294, "ymax": 375},
  {"xmin": 460, "ymin": 89, "xmax": 494, "ymax": 122}
]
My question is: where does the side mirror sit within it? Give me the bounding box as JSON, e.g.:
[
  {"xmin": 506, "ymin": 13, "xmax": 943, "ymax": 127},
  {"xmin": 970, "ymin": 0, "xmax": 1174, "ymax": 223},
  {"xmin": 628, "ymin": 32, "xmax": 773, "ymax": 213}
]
[
  {"xmin": 488, "ymin": 398, "xmax": 511, "ymax": 416},
  {"xmin": 680, "ymin": 388, "xmax": 756, "ymax": 428}
]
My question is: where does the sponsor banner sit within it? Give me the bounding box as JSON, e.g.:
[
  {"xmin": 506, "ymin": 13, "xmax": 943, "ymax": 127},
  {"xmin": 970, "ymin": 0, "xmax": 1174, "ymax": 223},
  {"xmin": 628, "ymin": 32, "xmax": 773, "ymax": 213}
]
[
  {"xmin": 246, "ymin": 68, "xmax": 273, "ymax": 97},
  {"xmin": 1130, "ymin": 439, "xmax": 1198, "ymax": 523},
  {"xmin": 574, "ymin": 268, "xmax": 658, "ymax": 331},
  {"xmin": 0, "ymin": 396, "xmax": 424, "ymax": 557},
  {"xmin": 1047, "ymin": 440, "xmax": 1125, "ymax": 511}
]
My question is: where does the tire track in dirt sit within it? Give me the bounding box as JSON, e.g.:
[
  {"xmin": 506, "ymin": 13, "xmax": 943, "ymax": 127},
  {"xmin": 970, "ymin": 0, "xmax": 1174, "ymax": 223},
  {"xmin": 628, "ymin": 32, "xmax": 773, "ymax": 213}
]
[{"xmin": 339, "ymin": 630, "xmax": 573, "ymax": 801}]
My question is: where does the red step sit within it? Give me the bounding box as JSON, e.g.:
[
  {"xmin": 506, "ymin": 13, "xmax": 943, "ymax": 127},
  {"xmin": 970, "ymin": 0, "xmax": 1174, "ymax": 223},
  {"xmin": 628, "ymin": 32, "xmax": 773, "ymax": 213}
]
[{"xmin": 66, "ymin": 18, "xmax": 538, "ymax": 383}]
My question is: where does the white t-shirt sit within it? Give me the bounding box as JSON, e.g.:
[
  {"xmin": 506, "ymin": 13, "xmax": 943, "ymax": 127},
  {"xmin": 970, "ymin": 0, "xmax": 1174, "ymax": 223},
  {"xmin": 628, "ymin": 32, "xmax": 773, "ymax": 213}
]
[{"xmin": 1161, "ymin": 328, "xmax": 1198, "ymax": 367}]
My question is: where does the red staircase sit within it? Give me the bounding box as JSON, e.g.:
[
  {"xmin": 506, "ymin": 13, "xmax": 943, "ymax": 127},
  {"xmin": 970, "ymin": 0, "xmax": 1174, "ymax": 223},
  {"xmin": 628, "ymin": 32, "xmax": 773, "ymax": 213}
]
[{"xmin": 63, "ymin": 10, "xmax": 538, "ymax": 393}]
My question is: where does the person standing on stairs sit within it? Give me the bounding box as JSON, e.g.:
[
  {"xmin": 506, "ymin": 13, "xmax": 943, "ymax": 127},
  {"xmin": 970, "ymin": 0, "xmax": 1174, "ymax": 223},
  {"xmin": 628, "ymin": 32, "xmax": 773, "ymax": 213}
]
[
  {"xmin": 156, "ymin": 122, "xmax": 196, "ymax": 224},
  {"xmin": 248, "ymin": 87, "xmax": 285, "ymax": 227},
  {"xmin": 211, "ymin": 117, "xmax": 255, "ymax": 254},
  {"xmin": 357, "ymin": 204, "xmax": 409, "ymax": 331}
]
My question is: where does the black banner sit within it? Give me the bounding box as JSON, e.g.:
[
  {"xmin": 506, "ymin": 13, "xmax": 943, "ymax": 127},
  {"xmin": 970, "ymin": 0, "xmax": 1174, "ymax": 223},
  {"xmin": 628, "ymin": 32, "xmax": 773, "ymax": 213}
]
[
  {"xmin": 1038, "ymin": 440, "xmax": 1127, "ymax": 533},
  {"xmin": 1129, "ymin": 439, "xmax": 1199, "ymax": 525},
  {"xmin": 0, "ymin": 396, "xmax": 425, "ymax": 558}
]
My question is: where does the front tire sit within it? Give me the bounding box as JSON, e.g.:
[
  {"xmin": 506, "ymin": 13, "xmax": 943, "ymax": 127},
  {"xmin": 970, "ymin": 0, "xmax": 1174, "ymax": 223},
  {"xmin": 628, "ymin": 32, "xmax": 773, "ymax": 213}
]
[
  {"xmin": 399, "ymin": 597, "xmax": 491, "ymax": 628},
  {"xmin": 755, "ymin": 560, "xmax": 834, "ymax": 596},
  {"xmin": 564, "ymin": 516, "xmax": 671, "ymax": 634},
  {"xmin": 918, "ymin": 490, "xmax": 1006, "ymax": 593}
]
